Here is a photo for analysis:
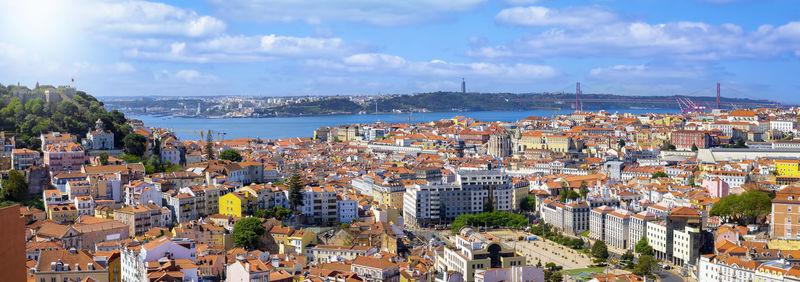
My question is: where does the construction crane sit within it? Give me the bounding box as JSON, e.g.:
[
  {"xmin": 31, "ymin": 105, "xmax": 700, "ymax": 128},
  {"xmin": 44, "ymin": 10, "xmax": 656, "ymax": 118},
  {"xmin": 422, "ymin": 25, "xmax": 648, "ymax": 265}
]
[
  {"xmin": 529, "ymin": 106, "xmax": 561, "ymax": 118},
  {"xmin": 676, "ymin": 97, "xmax": 709, "ymax": 114},
  {"xmin": 172, "ymin": 129, "xmax": 228, "ymax": 141}
]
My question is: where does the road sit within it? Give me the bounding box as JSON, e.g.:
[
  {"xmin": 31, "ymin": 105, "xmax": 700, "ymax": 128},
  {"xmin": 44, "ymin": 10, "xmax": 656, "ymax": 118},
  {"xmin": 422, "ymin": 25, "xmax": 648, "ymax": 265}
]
[{"xmin": 654, "ymin": 269, "xmax": 684, "ymax": 282}]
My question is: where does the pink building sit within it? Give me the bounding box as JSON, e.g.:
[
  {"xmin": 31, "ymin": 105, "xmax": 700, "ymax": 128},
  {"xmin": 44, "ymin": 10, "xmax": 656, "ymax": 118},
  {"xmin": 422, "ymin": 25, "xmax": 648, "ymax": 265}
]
[
  {"xmin": 44, "ymin": 143, "xmax": 85, "ymax": 177},
  {"xmin": 704, "ymin": 178, "xmax": 730, "ymax": 198}
]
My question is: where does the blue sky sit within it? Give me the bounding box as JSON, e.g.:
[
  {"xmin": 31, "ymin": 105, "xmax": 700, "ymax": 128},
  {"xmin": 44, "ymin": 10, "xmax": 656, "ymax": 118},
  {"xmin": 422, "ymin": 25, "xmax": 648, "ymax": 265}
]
[{"xmin": 1, "ymin": 0, "xmax": 799, "ymax": 103}]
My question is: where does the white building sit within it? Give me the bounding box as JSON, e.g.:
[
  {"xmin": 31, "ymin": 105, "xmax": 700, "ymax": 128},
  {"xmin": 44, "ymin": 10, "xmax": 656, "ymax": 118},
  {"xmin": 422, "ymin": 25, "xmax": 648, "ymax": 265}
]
[
  {"xmin": 605, "ymin": 208, "xmax": 633, "ymax": 250},
  {"xmin": 337, "ymin": 194, "xmax": 358, "ymax": 224},
  {"xmin": 226, "ymin": 257, "xmax": 270, "ymax": 282},
  {"xmin": 74, "ymin": 196, "xmax": 94, "ymax": 216},
  {"xmin": 299, "ymin": 186, "xmax": 338, "ymax": 225},
  {"xmin": 403, "ymin": 170, "xmax": 512, "ymax": 227},
  {"xmin": 121, "ymin": 237, "xmax": 196, "ymax": 282},
  {"xmin": 646, "ymin": 220, "xmax": 669, "ymax": 261},
  {"xmin": 589, "ymin": 205, "xmax": 615, "ymax": 241},
  {"xmin": 770, "ymin": 120, "xmax": 796, "ymax": 133},
  {"xmin": 697, "ymin": 255, "xmax": 759, "ymax": 282},
  {"xmin": 86, "ymin": 119, "xmax": 114, "ymax": 150},
  {"xmin": 628, "ymin": 211, "xmax": 659, "ymax": 250},
  {"xmin": 161, "ymin": 146, "xmax": 181, "ymax": 165},
  {"xmin": 474, "ymin": 266, "xmax": 545, "ymax": 282}
]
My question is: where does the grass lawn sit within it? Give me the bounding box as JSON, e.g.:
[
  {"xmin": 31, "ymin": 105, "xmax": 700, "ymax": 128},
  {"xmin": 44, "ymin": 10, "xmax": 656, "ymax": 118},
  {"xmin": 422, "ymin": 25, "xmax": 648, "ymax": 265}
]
[{"xmin": 562, "ymin": 267, "xmax": 606, "ymax": 275}]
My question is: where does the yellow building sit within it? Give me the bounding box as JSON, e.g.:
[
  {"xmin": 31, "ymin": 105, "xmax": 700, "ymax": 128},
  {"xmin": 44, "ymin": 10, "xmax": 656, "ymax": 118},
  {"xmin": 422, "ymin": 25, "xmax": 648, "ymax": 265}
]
[
  {"xmin": 287, "ymin": 229, "xmax": 317, "ymax": 255},
  {"xmin": 373, "ymin": 185, "xmax": 405, "ymax": 212},
  {"xmin": 545, "ymin": 134, "xmax": 572, "ymax": 153},
  {"xmin": 518, "ymin": 131, "xmax": 574, "ymax": 153},
  {"xmin": 219, "ymin": 191, "xmax": 256, "ymax": 217},
  {"xmin": 775, "ymin": 159, "xmax": 800, "ymax": 177},
  {"xmin": 47, "ymin": 203, "xmax": 78, "ymax": 223}
]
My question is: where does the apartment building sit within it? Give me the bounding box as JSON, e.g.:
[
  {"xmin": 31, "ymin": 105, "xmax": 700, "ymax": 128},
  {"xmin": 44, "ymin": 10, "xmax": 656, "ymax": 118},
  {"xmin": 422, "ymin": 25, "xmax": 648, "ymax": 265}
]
[
  {"xmin": 605, "ymin": 208, "xmax": 633, "ymax": 250},
  {"xmin": 352, "ymin": 255, "xmax": 401, "ymax": 282},
  {"xmin": 40, "ymin": 132, "xmax": 77, "ymax": 147},
  {"xmin": 337, "ymin": 194, "xmax": 358, "ymax": 224},
  {"xmin": 300, "ymin": 186, "xmax": 338, "ymax": 225},
  {"xmin": 219, "ymin": 190, "xmax": 256, "ymax": 218},
  {"xmin": 403, "ymin": 183, "xmax": 464, "ymax": 227},
  {"xmin": 11, "ymin": 148, "xmax": 40, "ymax": 171},
  {"xmin": 43, "ymin": 143, "xmax": 85, "ymax": 176},
  {"xmin": 308, "ymin": 245, "xmax": 376, "ymax": 263},
  {"xmin": 120, "ymin": 237, "xmax": 196, "ymax": 282},
  {"xmin": 589, "ymin": 205, "xmax": 615, "ymax": 241},
  {"xmin": 34, "ymin": 249, "xmax": 109, "ymax": 282},
  {"xmin": 628, "ymin": 211, "xmax": 659, "ymax": 251},
  {"xmin": 670, "ymin": 130, "xmax": 711, "ymax": 150},
  {"xmin": 698, "ymin": 254, "xmax": 759, "ymax": 282},
  {"xmin": 771, "ymin": 184, "xmax": 800, "ymax": 239},
  {"xmin": 113, "ymin": 203, "xmax": 169, "ymax": 236},
  {"xmin": 188, "ymin": 185, "xmax": 222, "ymax": 217},
  {"xmin": 226, "ymin": 258, "xmax": 270, "ymax": 282},
  {"xmin": 164, "ymin": 191, "xmax": 198, "ymax": 223}
]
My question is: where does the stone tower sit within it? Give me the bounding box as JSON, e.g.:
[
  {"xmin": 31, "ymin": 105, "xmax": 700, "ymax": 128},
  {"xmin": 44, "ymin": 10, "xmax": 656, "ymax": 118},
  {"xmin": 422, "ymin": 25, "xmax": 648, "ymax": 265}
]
[{"xmin": 487, "ymin": 133, "xmax": 512, "ymax": 158}]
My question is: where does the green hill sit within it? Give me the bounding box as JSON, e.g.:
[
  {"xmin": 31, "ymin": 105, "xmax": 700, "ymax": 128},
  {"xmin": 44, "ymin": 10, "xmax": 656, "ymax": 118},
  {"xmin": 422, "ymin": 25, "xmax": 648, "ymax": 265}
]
[{"xmin": 0, "ymin": 83, "xmax": 130, "ymax": 151}]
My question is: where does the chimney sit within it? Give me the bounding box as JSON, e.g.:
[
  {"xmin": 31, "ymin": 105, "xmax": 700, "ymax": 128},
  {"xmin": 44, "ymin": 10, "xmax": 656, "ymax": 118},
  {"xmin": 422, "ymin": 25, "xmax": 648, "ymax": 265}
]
[
  {"xmin": 245, "ymin": 262, "xmax": 251, "ymax": 272},
  {"xmin": 205, "ymin": 172, "xmax": 212, "ymax": 186}
]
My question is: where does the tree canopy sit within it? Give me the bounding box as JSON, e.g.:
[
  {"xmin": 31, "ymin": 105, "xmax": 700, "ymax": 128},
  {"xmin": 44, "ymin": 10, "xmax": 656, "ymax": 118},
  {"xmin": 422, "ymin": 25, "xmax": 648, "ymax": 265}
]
[
  {"xmin": 635, "ymin": 236, "xmax": 654, "ymax": 256},
  {"xmin": 254, "ymin": 206, "xmax": 292, "ymax": 220},
  {"xmin": 520, "ymin": 196, "xmax": 536, "ymax": 212},
  {"xmin": 287, "ymin": 167, "xmax": 304, "ymax": 212},
  {"xmin": 0, "ymin": 86, "xmax": 130, "ymax": 150},
  {"xmin": 233, "ymin": 217, "xmax": 265, "ymax": 250},
  {"xmin": 592, "ymin": 240, "xmax": 609, "ymax": 260},
  {"xmin": 123, "ymin": 133, "xmax": 148, "ymax": 157},
  {"xmin": 450, "ymin": 210, "xmax": 529, "ymax": 234},
  {"xmin": 633, "ymin": 255, "xmax": 658, "ymax": 277},
  {"xmin": 710, "ymin": 190, "xmax": 772, "ymax": 225},
  {"xmin": 1, "ymin": 170, "xmax": 28, "ymax": 202},
  {"xmin": 219, "ymin": 149, "xmax": 243, "ymax": 162},
  {"xmin": 559, "ymin": 189, "xmax": 580, "ymax": 202},
  {"xmin": 651, "ymin": 171, "xmax": 669, "ymax": 179}
]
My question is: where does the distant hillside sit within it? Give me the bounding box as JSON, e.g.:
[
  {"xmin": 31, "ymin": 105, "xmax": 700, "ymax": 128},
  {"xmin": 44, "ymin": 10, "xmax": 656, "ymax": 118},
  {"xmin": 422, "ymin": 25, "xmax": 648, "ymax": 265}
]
[
  {"xmin": 269, "ymin": 98, "xmax": 363, "ymax": 115},
  {"xmin": 0, "ymin": 83, "xmax": 129, "ymax": 150},
  {"xmin": 260, "ymin": 92, "xmax": 779, "ymax": 116}
]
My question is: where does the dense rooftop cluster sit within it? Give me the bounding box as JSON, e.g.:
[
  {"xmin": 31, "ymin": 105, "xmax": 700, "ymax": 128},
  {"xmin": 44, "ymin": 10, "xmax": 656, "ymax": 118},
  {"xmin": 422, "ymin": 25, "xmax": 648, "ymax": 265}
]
[{"xmin": 5, "ymin": 107, "xmax": 800, "ymax": 281}]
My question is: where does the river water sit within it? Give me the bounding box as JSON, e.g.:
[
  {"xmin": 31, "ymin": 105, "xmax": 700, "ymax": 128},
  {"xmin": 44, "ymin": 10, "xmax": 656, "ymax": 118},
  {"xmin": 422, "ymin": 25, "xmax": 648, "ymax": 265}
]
[{"xmin": 129, "ymin": 109, "xmax": 676, "ymax": 140}]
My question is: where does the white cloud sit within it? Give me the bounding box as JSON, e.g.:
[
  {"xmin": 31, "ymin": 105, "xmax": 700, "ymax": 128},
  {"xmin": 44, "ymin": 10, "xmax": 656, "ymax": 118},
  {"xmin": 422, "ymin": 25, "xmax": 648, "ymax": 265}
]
[
  {"xmin": 310, "ymin": 53, "xmax": 558, "ymax": 81},
  {"xmin": 156, "ymin": 69, "xmax": 220, "ymax": 84},
  {"xmin": 209, "ymin": 0, "xmax": 487, "ymax": 26},
  {"xmin": 496, "ymin": 6, "xmax": 619, "ymax": 28},
  {"xmin": 471, "ymin": 18, "xmax": 800, "ymax": 59},
  {"xmin": 588, "ymin": 65, "xmax": 703, "ymax": 80},
  {"xmin": 82, "ymin": 0, "xmax": 226, "ymax": 37},
  {"xmin": 127, "ymin": 34, "xmax": 358, "ymax": 63}
]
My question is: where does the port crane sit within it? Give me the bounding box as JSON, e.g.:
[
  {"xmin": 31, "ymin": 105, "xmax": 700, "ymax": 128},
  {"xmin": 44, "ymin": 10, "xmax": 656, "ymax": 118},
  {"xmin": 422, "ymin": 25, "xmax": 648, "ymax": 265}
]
[
  {"xmin": 528, "ymin": 106, "xmax": 561, "ymax": 118},
  {"xmin": 172, "ymin": 129, "xmax": 227, "ymax": 141}
]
